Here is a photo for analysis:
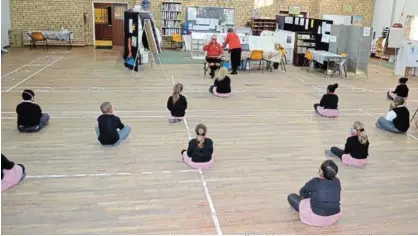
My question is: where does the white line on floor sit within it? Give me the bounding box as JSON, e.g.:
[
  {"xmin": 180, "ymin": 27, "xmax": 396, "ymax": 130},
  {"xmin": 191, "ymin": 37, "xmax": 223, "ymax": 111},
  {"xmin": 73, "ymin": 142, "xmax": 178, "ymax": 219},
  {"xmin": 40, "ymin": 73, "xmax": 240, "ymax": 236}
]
[
  {"xmin": 1, "ymin": 56, "xmax": 45, "ymax": 79},
  {"xmin": 359, "ymin": 109, "xmax": 418, "ymax": 141},
  {"xmin": 171, "ymin": 75, "xmax": 222, "ymax": 236},
  {"xmin": 6, "ymin": 56, "xmax": 64, "ymax": 92}
]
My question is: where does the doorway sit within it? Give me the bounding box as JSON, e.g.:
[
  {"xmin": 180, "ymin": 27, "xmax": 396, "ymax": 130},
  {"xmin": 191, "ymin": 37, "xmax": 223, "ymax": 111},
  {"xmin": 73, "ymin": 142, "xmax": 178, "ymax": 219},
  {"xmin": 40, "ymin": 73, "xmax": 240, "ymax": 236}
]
[{"xmin": 93, "ymin": 2, "xmax": 128, "ymax": 48}]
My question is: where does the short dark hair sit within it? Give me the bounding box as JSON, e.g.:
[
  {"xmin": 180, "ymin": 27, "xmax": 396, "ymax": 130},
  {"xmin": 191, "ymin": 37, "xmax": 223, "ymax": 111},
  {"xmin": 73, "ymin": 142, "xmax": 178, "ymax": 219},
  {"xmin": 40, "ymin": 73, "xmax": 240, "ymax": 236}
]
[
  {"xmin": 320, "ymin": 160, "xmax": 338, "ymax": 180},
  {"xmin": 399, "ymin": 77, "xmax": 408, "ymax": 83},
  {"xmin": 327, "ymin": 83, "xmax": 339, "ymax": 93},
  {"xmin": 227, "ymin": 28, "xmax": 234, "ymax": 33},
  {"xmin": 22, "ymin": 89, "xmax": 35, "ymax": 100},
  {"xmin": 195, "ymin": 124, "xmax": 207, "ymax": 135}
]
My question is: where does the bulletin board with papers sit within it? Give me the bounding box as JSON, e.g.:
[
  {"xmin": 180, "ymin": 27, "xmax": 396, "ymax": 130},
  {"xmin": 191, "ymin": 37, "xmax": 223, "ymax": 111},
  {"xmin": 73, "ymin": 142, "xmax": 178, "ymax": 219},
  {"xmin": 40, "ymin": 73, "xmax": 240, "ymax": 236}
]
[{"xmin": 186, "ymin": 7, "xmax": 235, "ymax": 32}]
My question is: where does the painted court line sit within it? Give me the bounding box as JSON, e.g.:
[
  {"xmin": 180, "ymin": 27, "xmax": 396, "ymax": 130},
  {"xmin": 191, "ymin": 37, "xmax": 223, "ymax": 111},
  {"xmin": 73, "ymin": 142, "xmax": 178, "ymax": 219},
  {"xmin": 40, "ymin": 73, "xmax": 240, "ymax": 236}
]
[
  {"xmin": 171, "ymin": 75, "xmax": 222, "ymax": 236},
  {"xmin": 359, "ymin": 109, "xmax": 418, "ymax": 141},
  {"xmin": 6, "ymin": 56, "xmax": 64, "ymax": 92},
  {"xmin": 1, "ymin": 56, "xmax": 45, "ymax": 79}
]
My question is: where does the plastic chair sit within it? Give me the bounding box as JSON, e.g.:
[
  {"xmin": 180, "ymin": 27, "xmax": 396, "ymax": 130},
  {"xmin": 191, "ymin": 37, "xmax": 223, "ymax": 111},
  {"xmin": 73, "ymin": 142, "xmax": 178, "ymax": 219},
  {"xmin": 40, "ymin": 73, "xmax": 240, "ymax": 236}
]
[
  {"xmin": 171, "ymin": 33, "xmax": 183, "ymax": 50},
  {"xmin": 29, "ymin": 32, "xmax": 47, "ymax": 50},
  {"xmin": 245, "ymin": 50, "xmax": 264, "ymax": 72},
  {"xmin": 203, "ymin": 52, "xmax": 224, "ymax": 79},
  {"xmin": 302, "ymin": 51, "xmax": 313, "ymax": 72}
]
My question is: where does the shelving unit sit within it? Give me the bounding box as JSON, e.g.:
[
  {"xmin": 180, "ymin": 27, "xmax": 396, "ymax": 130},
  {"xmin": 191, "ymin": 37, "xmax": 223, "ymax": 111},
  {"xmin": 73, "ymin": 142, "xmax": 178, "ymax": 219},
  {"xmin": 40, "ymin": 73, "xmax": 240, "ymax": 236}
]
[
  {"xmin": 251, "ymin": 18, "xmax": 276, "ymax": 36},
  {"xmin": 191, "ymin": 38, "xmax": 205, "ymax": 59},
  {"xmin": 161, "ymin": 1, "xmax": 182, "ymax": 36},
  {"xmin": 294, "ymin": 33, "xmax": 316, "ymax": 66}
]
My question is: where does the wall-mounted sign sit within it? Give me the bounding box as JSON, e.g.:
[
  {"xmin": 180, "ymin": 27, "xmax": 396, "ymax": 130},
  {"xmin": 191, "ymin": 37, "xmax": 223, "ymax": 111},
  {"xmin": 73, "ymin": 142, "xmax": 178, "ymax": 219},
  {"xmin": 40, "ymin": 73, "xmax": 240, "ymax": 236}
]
[{"xmin": 288, "ymin": 6, "xmax": 301, "ymax": 15}]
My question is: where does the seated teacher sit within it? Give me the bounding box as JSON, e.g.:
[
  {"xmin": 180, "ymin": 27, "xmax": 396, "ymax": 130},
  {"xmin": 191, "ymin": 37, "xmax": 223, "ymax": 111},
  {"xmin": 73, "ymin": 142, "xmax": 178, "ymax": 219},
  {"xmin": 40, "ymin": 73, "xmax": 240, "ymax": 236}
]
[
  {"xmin": 223, "ymin": 28, "xmax": 242, "ymax": 75},
  {"xmin": 203, "ymin": 35, "xmax": 223, "ymax": 79}
]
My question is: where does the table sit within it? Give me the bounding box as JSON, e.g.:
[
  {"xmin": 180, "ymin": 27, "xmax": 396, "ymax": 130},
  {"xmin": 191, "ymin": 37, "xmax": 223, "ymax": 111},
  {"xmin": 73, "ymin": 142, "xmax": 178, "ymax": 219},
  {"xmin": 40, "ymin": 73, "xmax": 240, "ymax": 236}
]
[
  {"xmin": 221, "ymin": 50, "xmax": 283, "ymax": 71},
  {"xmin": 26, "ymin": 30, "xmax": 73, "ymax": 49},
  {"xmin": 308, "ymin": 50, "xmax": 346, "ymax": 77}
]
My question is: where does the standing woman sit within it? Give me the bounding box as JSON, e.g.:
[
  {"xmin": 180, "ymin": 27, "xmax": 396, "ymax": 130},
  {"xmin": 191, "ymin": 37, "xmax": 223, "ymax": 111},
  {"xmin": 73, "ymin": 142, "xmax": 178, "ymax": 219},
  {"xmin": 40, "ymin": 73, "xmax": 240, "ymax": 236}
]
[{"xmin": 223, "ymin": 28, "xmax": 242, "ymax": 75}]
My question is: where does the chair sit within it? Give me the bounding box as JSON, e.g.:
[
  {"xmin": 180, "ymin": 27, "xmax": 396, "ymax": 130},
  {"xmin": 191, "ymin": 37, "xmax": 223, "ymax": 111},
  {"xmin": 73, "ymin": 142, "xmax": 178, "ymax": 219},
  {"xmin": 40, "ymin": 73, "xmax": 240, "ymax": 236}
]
[
  {"xmin": 203, "ymin": 52, "xmax": 224, "ymax": 79},
  {"xmin": 301, "ymin": 51, "xmax": 313, "ymax": 72},
  {"xmin": 330, "ymin": 52, "xmax": 348, "ymax": 78},
  {"xmin": 29, "ymin": 32, "xmax": 48, "ymax": 50},
  {"xmin": 171, "ymin": 33, "xmax": 183, "ymax": 50},
  {"xmin": 277, "ymin": 44, "xmax": 288, "ymax": 65},
  {"xmin": 245, "ymin": 50, "xmax": 264, "ymax": 72}
]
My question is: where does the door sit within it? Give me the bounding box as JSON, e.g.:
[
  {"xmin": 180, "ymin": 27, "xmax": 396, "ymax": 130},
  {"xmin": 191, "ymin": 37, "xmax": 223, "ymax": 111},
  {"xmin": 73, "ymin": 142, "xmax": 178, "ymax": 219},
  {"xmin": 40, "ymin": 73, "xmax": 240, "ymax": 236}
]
[
  {"xmin": 111, "ymin": 4, "xmax": 127, "ymax": 45},
  {"xmin": 94, "ymin": 3, "xmax": 113, "ymax": 42}
]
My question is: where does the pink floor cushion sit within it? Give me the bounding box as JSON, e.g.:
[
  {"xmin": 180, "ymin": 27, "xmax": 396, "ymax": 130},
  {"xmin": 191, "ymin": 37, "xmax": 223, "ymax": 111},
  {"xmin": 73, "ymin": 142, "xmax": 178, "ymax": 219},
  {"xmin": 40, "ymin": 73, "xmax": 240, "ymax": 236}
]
[
  {"xmin": 299, "ymin": 198, "xmax": 342, "ymax": 227},
  {"xmin": 169, "ymin": 115, "xmax": 184, "ymax": 120},
  {"xmin": 316, "ymin": 106, "xmax": 339, "ymax": 118},
  {"xmin": 182, "ymin": 152, "xmax": 214, "ymax": 169},
  {"xmin": 2, "ymin": 165, "xmax": 24, "ymax": 192},
  {"xmin": 342, "ymin": 154, "xmax": 367, "ymax": 167},
  {"xmin": 212, "ymin": 87, "xmax": 231, "ymax": 98}
]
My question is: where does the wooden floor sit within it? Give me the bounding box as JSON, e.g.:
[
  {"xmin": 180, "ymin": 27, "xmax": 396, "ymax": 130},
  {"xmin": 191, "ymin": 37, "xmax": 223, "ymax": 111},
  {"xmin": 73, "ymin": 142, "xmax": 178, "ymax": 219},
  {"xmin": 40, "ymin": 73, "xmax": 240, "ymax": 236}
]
[{"xmin": 1, "ymin": 47, "xmax": 418, "ymax": 234}]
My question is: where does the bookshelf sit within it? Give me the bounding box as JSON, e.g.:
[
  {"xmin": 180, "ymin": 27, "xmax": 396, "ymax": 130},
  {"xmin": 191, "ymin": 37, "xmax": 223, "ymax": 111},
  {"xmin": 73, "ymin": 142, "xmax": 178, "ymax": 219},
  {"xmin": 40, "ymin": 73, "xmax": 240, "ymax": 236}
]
[
  {"xmin": 294, "ymin": 33, "xmax": 316, "ymax": 66},
  {"xmin": 251, "ymin": 18, "xmax": 276, "ymax": 36},
  {"xmin": 161, "ymin": 1, "xmax": 182, "ymax": 36}
]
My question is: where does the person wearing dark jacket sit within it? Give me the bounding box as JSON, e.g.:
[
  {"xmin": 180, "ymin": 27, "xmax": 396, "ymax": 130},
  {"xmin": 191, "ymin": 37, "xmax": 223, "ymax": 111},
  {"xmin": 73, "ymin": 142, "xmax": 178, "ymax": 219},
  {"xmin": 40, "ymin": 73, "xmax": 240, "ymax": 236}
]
[
  {"xmin": 376, "ymin": 97, "xmax": 410, "ymax": 133},
  {"xmin": 181, "ymin": 124, "xmax": 214, "ymax": 169},
  {"xmin": 95, "ymin": 102, "xmax": 131, "ymax": 146},
  {"xmin": 314, "ymin": 84, "xmax": 339, "ymax": 117},
  {"xmin": 16, "ymin": 89, "xmax": 50, "ymax": 132},
  {"xmin": 167, "ymin": 83, "xmax": 188, "ymax": 123},
  {"xmin": 2, "ymin": 154, "xmax": 26, "ymax": 192},
  {"xmin": 326, "ymin": 121, "xmax": 370, "ymax": 167},
  {"xmin": 387, "ymin": 77, "xmax": 409, "ymax": 100},
  {"xmin": 209, "ymin": 67, "xmax": 231, "ymax": 97},
  {"xmin": 287, "ymin": 160, "xmax": 342, "ymax": 227}
]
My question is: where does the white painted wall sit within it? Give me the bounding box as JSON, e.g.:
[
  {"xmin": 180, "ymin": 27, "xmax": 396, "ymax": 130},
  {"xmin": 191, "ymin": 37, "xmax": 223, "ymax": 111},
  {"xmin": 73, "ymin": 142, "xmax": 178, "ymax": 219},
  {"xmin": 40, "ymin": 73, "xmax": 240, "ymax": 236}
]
[
  {"xmin": 391, "ymin": 0, "xmax": 418, "ymax": 25},
  {"xmin": 1, "ymin": 0, "xmax": 11, "ymax": 47},
  {"xmin": 372, "ymin": 0, "xmax": 394, "ymax": 38}
]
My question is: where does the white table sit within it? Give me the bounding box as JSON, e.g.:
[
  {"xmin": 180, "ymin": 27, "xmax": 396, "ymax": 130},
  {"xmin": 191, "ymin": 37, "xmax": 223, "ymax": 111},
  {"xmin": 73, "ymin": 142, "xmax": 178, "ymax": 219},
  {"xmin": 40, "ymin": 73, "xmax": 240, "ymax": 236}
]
[{"xmin": 308, "ymin": 50, "xmax": 346, "ymax": 77}]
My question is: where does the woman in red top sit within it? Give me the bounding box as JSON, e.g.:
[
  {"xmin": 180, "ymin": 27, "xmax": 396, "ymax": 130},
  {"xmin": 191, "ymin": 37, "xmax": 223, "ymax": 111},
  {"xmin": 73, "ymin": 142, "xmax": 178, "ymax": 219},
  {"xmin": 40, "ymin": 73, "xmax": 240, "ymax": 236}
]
[
  {"xmin": 203, "ymin": 35, "xmax": 223, "ymax": 78},
  {"xmin": 223, "ymin": 28, "xmax": 242, "ymax": 74}
]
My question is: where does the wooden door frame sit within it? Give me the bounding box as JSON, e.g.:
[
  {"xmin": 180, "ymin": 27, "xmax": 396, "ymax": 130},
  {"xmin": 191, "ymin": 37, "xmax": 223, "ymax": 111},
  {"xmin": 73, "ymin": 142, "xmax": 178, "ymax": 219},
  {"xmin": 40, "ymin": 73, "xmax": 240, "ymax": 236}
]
[{"xmin": 92, "ymin": 1, "xmax": 129, "ymax": 46}]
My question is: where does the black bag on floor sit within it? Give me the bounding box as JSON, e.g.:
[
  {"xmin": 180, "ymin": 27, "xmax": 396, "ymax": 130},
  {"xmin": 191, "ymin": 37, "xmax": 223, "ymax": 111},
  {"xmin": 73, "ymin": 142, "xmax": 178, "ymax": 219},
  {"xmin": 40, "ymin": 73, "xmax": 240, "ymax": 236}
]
[{"xmin": 273, "ymin": 62, "xmax": 279, "ymax": 69}]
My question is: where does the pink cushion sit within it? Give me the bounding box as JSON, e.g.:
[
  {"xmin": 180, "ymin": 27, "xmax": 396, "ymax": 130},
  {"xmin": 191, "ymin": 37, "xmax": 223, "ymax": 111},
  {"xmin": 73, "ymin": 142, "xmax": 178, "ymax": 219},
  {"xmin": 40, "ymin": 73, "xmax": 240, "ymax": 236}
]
[
  {"xmin": 342, "ymin": 154, "xmax": 367, "ymax": 167},
  {"xmin": 299, "ymin": 198, "xmax": 342, "ymax": 227},
  {"xmin": 213, "ymin": 86, "xmax": 231, "ymax": 98},
  {"xmin": 316, "ymin": 106, "xmax": 339, "ymax": 118},
  {"xmin": 169, "ymin": 115, "xmax": 184, "ymax": 120},
  {"xmin": 2, "ymin": 165, "xmax": 24, "ymax": 192},
  {"xmin": 182, "ymin": 152, "xmax": 214, "ymax": 169}
]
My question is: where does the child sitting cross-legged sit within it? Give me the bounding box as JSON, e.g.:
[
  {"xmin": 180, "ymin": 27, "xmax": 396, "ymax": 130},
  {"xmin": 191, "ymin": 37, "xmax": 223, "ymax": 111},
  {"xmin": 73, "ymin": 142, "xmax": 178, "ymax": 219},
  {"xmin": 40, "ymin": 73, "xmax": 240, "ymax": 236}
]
[
  {"xmin": 95, "ymin": 102, "xmax": 131, "ymax": 146},
  {"xmin": 16, "ymin": 89, "xmax": 50, "ymax": 132},
  {"xmin": 181, "ymin": 124, "xmax": 214, "ymax": 169}
]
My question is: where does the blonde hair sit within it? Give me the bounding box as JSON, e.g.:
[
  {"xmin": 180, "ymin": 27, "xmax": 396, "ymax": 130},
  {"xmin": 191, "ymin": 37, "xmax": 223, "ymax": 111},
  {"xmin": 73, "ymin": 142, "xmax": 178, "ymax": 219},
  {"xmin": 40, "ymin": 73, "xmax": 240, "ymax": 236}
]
[
  {"xmin": 353, "ymin": 121, "xmax": 368, "ymax": 145},
  {"xmin": 100, "ymin": 102, "xmax": 112, "ymax": 113},
  {"xmin": 215, "ymin": 67, "xmax": 227, "ymax": 81},
  {"xmin": 172, "ymin": 83, "xmax": 183, "ymax": 104}
]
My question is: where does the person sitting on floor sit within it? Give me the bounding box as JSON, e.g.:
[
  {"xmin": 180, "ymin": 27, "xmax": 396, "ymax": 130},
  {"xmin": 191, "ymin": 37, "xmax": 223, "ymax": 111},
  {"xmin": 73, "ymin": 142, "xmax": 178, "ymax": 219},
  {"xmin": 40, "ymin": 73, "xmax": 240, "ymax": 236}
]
[
  {"xmin": 209, "ymin": 67, "xmax": 232, "ymax": 97},
  {"xmin": 387, "ymin": 77, "xmax": 408, "ymax": 100},
  {"xmin": 325, "ymin": 121, "xmax": 369, "ymax": 167},
  {"xmin": 95, "ymin": 102, "xmax": 131, "ymax": 146},
  {"xmin": 314, "ymin": 84, "xmax": 339, "ymax": 118},
  {"xmin": 181, "ymin": 124, "xmax": 214, "ymax": 169},
  {"xmin": 167, "ymin": 83, "xmax": 187, "ymax": 123},
  {"xmin": 376, "ymin": 97, "xmax": 410, "ymax": 133},
  {"xmin": 16, "ymin": 89, "xmax": 50, "ymax": 132},
  {"xmin": 203, "ymin": 35, "xmax": 223, "ymax": 79},
  {"xmin": 287, "ymin": 160, "xmax": 342, "ymax": 227},
  {"xmin": 2, "ymin": 154, "xmax": 26, "ymax": 192}
]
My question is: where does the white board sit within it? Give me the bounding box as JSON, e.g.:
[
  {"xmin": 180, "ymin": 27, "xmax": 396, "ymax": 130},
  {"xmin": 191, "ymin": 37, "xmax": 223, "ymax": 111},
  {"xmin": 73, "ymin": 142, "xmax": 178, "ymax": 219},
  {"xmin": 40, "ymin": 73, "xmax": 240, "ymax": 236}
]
[
  {"xmin": 323, "ymin": 14, "xmax": 352, "ymax": 25},
  {"xmin": 388, "ymin": 27, "xmax": 405, "ymax": 48}
]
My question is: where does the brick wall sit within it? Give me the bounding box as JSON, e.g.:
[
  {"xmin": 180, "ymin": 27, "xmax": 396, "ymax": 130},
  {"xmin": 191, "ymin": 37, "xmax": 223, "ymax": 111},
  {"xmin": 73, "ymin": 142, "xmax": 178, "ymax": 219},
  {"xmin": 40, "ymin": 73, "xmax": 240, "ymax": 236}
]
[{"xmin": 9, "ymin": 0, "xmax": 374, "ymax": 46}]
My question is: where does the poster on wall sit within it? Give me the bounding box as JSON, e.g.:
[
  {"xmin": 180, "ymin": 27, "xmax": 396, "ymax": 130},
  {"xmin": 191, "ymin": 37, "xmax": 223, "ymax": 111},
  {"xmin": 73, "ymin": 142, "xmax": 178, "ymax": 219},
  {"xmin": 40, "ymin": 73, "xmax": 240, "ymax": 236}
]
[{"xmin": 352, "ymin": 15, "xmax": 364, "ymax": 26}]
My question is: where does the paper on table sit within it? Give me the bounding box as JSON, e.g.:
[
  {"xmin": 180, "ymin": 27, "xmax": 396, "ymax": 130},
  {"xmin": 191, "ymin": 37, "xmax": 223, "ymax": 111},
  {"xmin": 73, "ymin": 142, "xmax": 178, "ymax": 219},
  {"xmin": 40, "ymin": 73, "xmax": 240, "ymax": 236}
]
[
  {"xmin": 363, "ymin": 27, "xmax": 371, "ymax": 37},
  {"xmin": 329, "ymin": 35, "xmax": 337, "ymax": 42},
  {"xmin": 295, "ymin": 17, "xmax": 299, "ymax": 25},
  {"xmin": 325, "ymin": 24, "xmax": 332, "ymax": 33},
  {"xmin": 305, "ymin": 19, "xmax": 309, "ymax": 29},
  {"xmin": 300, "ymin": 18, "xmax": 305, "ymax": 26},
  {"xmin": 321, "ymin": 34, "xmax": 330, "ymax": 43}
]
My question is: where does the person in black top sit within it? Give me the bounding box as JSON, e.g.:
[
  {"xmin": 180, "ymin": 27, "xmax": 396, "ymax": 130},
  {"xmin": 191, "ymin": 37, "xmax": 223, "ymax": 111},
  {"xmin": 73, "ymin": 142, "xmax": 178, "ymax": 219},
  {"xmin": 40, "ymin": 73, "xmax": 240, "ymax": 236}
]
[
  {"xmin": 326, "ymin": 121, "xmax": 370, "ymax": 167},
  {"xmin": 16, "ymin": 89, "xmax": 50, "ymax": 132},
  {"xmin": 287, "ymin": 160, "xmax": 341, "ymax": 226},
  {"xmin": 209, "ymin": 67, "xmax": 232, "ymax": 96},
  {"xmin": 181, "ymin": 124, "xmax": 214, "ymax": 163},
  {"xmin": 387, "ymin": 77, "xmax": 408, "ymax": 100},
  {"xmin": 95, "ymin": 102, "xmax": 131, "ymax": 146},
  {"xmin": 314, "ymin": 83, "xmax": 339, "ymax": 111},
  {"xmin": 167, "ymin": 83, "xmax": 188, "ymax": 123},
  {"xmin": 2, "ymin": 154, "xmax": 26, "ymax": 192},
  {"xmin": 376, "ymin": 97, "xmax": 410, "ymax": 133}
]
